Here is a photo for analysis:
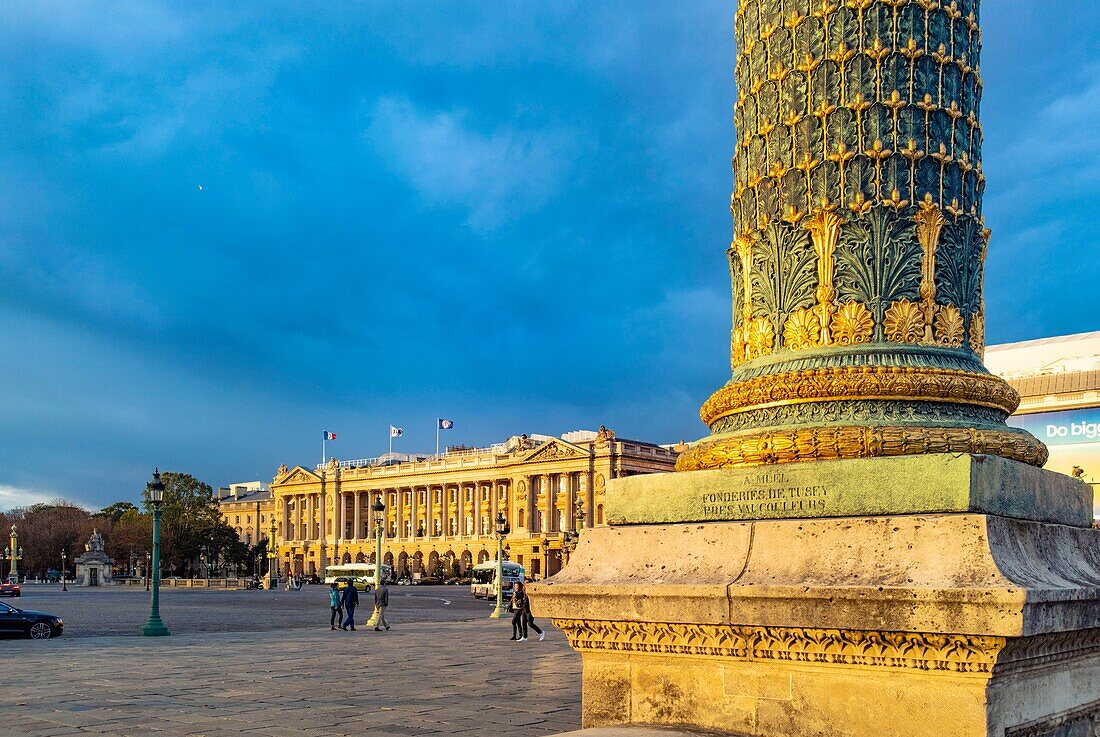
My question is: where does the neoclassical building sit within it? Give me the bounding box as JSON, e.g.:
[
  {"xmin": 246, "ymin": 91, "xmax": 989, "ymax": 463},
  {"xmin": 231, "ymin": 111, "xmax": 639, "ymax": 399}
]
[
  {"xmin": 268, "ymin": 428, "xmax": 678, "ymax": 579},
  {"xmin": 218, "ymin": 481, "xmax": 274, "ymax": 547}
]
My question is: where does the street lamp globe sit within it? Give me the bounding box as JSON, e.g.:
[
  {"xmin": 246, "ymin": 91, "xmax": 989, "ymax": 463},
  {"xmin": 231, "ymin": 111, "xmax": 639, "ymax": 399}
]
[
  {"xmin": 148, "ymin": 468, "xmax": 165, "ymax": 506},
  {"xmin": 371, "ymin": 496, "xmax": 385, "ymax": 522}
]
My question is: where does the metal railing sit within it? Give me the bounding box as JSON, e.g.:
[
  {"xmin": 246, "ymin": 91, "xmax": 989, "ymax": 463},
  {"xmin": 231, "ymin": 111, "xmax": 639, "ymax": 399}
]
[{"xmin": 322, "ymin": 443, "xmax": 514, "ymax": 471}]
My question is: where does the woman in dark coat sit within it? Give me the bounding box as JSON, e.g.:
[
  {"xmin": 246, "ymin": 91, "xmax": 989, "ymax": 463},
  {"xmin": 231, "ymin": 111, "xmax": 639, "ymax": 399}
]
[{"xmin": 510, "ymin": 582, "xmax": 528, "ymax": 641}]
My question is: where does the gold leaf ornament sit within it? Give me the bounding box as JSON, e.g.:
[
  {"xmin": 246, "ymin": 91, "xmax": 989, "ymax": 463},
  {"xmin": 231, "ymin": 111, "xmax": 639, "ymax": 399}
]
[
  {"xmin": 969, "ymin": 309, "xmax": 985, "ymax": 356},
  {"xmin": 747, "ymin": 316, "xmax": 775, "ymax": 359},
  {"xmin": 830, "ymin": 301, "xmax": 874, "ymax": 345},
  {"xmin": 935, "ymin": 304, "xmax": 966, "ymax": 347},
  {"xmin": 884, "ymin": 299, "xmax": 925, "ymax": 344},
  {"xmin": 784, "ymin": 307, "xmax": 822, "ymax": 351},
  {"xmin": 731, "ymin": 324, "xmax": 748, "ymax": 369}
]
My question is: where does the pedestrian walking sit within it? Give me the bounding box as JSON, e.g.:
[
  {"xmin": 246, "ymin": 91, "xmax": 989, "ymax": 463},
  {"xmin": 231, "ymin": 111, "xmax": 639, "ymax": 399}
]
[
  {"xmin": 523, "ymin": 591, "xmax": 545, "ymax": 642},
  {"xmin": 341, "ymin": 580, "xmax": 359, "ymax": 630},
  {"xmin": 373, "ymin": 580, "xmax": 391, "ymax": 631},
  {"xmin": 329, "ymin": 582, "xmax": 343, "ymax": 630},
  {"xmin": 510, "ymin": 581, "xmax": 534, "ymax": 642}
]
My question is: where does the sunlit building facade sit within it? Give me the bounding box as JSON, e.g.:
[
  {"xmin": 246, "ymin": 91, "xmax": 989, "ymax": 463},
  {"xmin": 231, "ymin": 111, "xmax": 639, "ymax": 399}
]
[{"xmin": 268, "ymin": 427, "xmax": 677, "ymax": 579}]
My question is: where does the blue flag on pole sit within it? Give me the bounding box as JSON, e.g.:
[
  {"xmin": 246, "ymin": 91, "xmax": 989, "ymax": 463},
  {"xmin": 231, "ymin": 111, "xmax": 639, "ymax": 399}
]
[{"xmin": 438, "ymin": 419, "xmax": 454, "ymax": 430}]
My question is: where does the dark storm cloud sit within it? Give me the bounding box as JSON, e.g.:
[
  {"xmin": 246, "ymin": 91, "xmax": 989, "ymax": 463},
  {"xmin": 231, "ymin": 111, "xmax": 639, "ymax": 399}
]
[{"xmin": 0, "ymin": 1, "xmax": 1096, "ymax": 507}]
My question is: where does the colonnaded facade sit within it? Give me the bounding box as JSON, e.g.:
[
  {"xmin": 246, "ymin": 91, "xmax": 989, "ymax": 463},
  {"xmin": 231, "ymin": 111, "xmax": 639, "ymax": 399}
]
[{"xmin": 266, "ymin": 427, "xmax": 677, "ymax": 580}]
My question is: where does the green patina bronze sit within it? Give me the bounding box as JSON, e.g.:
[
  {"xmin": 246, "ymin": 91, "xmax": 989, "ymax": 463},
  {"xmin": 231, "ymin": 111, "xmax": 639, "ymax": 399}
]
[{"xmin": 679, "ymin": 0, "xmax": 1045, "ymax": 470}]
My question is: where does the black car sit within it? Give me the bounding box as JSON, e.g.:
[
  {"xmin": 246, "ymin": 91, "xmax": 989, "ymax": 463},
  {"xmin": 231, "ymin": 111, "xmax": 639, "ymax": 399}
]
[{"xmin": 0, "ymin": 601, "xmax": 63, "ymax": 639}]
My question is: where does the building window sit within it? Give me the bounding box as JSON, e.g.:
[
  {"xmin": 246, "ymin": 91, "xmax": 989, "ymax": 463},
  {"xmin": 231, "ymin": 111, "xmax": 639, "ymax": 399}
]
[{"xmin": 235, "ymin": 515, "xmax": 240, "ymax": 524}]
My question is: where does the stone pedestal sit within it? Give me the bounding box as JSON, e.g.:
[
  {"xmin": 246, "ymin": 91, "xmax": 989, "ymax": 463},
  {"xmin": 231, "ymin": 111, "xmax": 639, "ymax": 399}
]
[{"xmin": 533, "ymin": 456, "xmax": 1100, "ymax": 737}]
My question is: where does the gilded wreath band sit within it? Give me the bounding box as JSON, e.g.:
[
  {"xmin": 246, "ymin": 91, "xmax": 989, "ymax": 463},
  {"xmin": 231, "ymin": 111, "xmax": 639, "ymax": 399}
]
[
  {"xmin": 700, "ymin": 366, "xmax": 1019, "ymax": 426},
  {"xmin": 674, "ymin": 424, "xmax": 1048, "ymax": 472}
]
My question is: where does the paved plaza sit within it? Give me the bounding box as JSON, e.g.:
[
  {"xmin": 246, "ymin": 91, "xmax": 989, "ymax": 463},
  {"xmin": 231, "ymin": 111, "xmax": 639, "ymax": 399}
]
[{"xmin": 2, "ymin": 587, "xmax": 582, "ymax": 737}]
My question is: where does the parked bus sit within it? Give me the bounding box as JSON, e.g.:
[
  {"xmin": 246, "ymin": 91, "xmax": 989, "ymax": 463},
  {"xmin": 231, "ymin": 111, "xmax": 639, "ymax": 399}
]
[
  {"xmin": 470, "ymin": 561, "xmax": 525, "ymax": 600},
  {"xmin": 324, "ymin": 563, "xmax": 393, "ymax": 591}
]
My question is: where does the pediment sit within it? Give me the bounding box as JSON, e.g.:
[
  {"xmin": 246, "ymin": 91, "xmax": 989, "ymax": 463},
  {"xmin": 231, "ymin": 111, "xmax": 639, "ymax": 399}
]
[
  {"xmin": 278, "ymin": 466, "xmax": 321, "ymax": 485},
  {"xmin": 521, "ymin": 439, "xmax": 589, "ymax": 463}
]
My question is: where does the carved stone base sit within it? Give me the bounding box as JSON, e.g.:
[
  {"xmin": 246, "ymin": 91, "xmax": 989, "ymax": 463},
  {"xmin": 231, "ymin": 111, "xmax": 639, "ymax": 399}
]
[{"xmin": 532, "ymin": 507, "xmax": 1100, "ymax": 737}]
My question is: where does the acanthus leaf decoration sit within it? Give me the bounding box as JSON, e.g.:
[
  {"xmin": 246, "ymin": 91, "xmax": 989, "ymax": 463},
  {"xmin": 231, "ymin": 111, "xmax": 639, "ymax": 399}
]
[
  {"xmin": 751, "ymin": 222, "xmax": 817, "ymax": 353},
  {"xmin": 834, "ymin": 206, "xmax": 922, "ymax": 341}
]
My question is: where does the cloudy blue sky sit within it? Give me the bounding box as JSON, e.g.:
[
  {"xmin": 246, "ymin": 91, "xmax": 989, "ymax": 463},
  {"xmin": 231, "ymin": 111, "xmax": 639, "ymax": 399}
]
[{"xmin": 1, "ymin": 1, "xmax": 1098, "ymax": 510}]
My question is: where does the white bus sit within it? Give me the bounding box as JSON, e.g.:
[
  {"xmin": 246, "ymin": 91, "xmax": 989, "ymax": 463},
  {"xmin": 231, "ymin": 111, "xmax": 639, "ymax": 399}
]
[
  {"xmin": 470, "ymin": 561, "xmax": 525, "ymax": 600},
  {"xmin": 324, "ymin": 563, "xmax": 393, "ymax": 590}
]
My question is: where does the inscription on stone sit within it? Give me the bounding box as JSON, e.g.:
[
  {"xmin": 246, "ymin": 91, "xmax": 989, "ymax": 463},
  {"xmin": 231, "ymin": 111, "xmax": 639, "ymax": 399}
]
[{"xmin": 699, "ymin": 470, "xmax": 829, "ymax": 518}]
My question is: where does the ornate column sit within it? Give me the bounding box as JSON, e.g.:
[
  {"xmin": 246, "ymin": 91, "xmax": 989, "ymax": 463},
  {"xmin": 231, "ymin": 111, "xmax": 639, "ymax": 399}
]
[
  {"xmin": 674, "ymin": 0, "xmax": 1043, "ymax": 473},
  {"xmin": 532, "ymin": 4, "xmax": 1100, "ymax": 737},
  {"xmin": 295, "ymin": 496, "xmax": 303, "ymax": 540},
  {"xmin": 396, "ymin": 488, "xmax": 405, "ymax": 540},
  {"xmin": 334, "ymin": 487, "xmax": 343, "ymax": 543},
  {"xmin": 281, "ymin": 496, "xmax": 290, "ymax": 542},
  {"xmin": 352, "ymin": 492, "xmax": 361, "ymax": 542},
  {"xmin": 474, "ymin": 483, "xmax": 483, "ymax": 537}
]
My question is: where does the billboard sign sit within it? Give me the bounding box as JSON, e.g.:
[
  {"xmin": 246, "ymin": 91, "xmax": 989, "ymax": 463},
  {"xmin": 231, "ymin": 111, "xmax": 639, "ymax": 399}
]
[{"xmin": 1007, "ymin": 407, "xmax": 1099, "ymax": 518}]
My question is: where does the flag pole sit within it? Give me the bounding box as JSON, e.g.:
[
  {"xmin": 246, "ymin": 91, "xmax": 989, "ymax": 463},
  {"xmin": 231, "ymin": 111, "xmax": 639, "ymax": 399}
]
[
  {"xmin": 436, "ymin": 420, "xmax": 440, "ymax": 457},
  {"xmin": 389, "ymin": 428, "xmax": 393, "ymax": 457},
  {"xmin": 322, "ymin": 433, "xmax": 326, "ymax": 468}
]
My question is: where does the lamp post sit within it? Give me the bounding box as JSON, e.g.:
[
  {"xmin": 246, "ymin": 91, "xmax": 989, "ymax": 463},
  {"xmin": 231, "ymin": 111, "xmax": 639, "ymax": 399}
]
[
  {"xmin": 266, "ymin": 518, "xmax": 279, "ymax": 591},
  {"xmin": 366, "ymin": 495, "xmax": 385, "ymax": 627},
  {"xmin": 199, "ymin": 545, "xmax": 208, "ymax": 581},
  {"xmin": 140, "ymin": 468, "xmax": 170, "ymax": 637},
  {"xmin": 563, "ymin": 498, "xmax": 586, "ymax": 565},
  {"xmin": 3, "ymin": 525, "xmax": 22, "ymax": 582},
  {"xmin": 489, "ymin": 513, "xmax": 508, "ymax": 618},
  {"xmin": 61, "ymin": 549, "xmax": 68, "ymax": 592}
]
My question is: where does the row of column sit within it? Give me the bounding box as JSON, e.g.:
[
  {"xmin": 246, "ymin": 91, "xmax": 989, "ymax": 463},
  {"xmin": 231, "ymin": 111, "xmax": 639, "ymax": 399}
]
[{"xmin": 278, "ymin": 471, "xmax": 596, "ymax": 545}]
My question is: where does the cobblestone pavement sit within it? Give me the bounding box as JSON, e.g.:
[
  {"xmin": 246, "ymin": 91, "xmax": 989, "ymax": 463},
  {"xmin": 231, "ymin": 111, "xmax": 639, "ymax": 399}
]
[{"xmin": 1, "ymin": 589, "xmax": 582, "ymax": 737}]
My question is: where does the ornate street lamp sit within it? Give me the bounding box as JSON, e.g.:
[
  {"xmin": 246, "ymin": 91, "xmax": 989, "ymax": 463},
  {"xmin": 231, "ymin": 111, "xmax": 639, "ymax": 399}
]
[
  {"xmin": 199, "ymin": 545, "xmax": 208, "ymax": 581},
  {"xmin": 61, "ymin": 549, "xmax": 68, "ymax": 592},
  {"xmin": 140, "ymin": 469, "xmax": 170, "ymax": 637},
  {"xmin": 266, "ymin": 518, "xmax": 279, "ymax": 591},
  {"xmin": 563, "ymin": 498, "xmax": 586, "ymax": 565},
  {"xmin": 489, "ymin": 513, "xmax": 508, "ymax": 619},
  {"xmin": 144, "ymin": 551, "xmax": 151, "ymax": 592},
  {"xmin": 366, "ymin": 495, "xmax": 386, "ymax": 627},
  {"xmin": 3, "ymin": 525, "xmax": 23, "ymax": 582}
]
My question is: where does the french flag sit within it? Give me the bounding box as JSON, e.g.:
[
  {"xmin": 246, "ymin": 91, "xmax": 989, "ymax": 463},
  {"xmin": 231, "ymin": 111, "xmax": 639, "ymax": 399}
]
[{"xmin": 323, "ymin": 431, "xmax": 336, "ymax": 441}]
